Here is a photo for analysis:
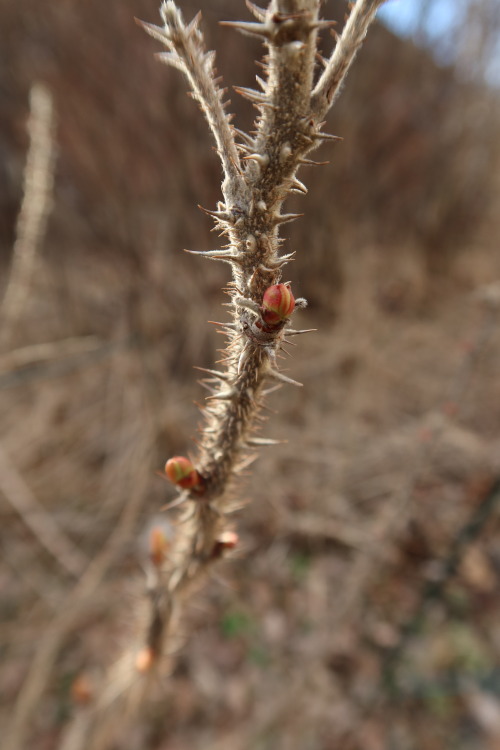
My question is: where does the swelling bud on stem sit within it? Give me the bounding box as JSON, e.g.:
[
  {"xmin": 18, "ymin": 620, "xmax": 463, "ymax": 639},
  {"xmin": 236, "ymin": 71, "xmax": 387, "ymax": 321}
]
[
  {"xmin": 261, "ymin": 283, "xmax": 295, "ymax": 325},
  {"xmin": 149, "ymin": 526, "xmax": 169, "ymax": 567},
  {"xmin": 211, "ymin": 530, "xmax": 239, "ymax": 559},
  {"xmin": 164, "ymin": 456, "xmax": 204, "ymax": 490}
]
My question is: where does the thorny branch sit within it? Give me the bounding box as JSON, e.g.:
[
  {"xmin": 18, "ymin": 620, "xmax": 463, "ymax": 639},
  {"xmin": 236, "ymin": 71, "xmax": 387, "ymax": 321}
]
[
  {"xmin": 42, "ymin": 1, "xmax": 385, "ymax": 746},
  {"xmin": 136, "ymin": 0, "xmax": 385, "ymax": 671}
]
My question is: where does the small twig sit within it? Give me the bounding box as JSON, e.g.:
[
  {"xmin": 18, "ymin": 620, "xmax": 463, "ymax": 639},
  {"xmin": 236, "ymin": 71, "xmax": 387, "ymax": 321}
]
[
  {"xmin": 0, "ymin": 338, "xmax": 124, "ymax": 391},
  {"xmin": 311, "ymin": 0, "xmax": 385, "ymax": 118},
  {"xmin": 1, "ymin": 83, "xmax": 55, "ymax": 347},
  {"xmin": 0, "ymin": 336, "xmax": 104, "ymax": 375},
  {"xmin": 138, "ymin": 3, "xmax": 243, "ymax": 193}
]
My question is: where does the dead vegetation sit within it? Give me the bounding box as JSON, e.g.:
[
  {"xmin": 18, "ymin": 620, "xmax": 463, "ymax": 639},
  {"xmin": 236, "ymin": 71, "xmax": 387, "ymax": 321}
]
[{"xmin": 1, "ymin": 1, "xmax": 500, "ymax": 749}]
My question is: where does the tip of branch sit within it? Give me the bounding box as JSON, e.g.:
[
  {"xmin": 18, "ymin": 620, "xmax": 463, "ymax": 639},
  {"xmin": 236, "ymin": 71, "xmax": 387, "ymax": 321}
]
[
  {"xmin": 136, "ymin": 18, "xmax": 172, "ymax": 46},
  {"xmin": 245, "ymin": 1, "xmax": 267, "ymax": 22}
]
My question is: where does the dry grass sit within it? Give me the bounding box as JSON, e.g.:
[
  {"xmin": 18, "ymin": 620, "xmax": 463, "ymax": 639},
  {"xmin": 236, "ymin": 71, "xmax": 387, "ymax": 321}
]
[{"xmin": 1, "ymin": 1, "xmax": 500, "ymax": 749}]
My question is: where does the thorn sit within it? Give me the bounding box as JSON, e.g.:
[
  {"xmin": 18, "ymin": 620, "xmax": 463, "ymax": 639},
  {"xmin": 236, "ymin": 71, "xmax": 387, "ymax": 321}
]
[
  {"xmin": 298, "ymin": 157, "xmax": 330, "ymax": 166},
  {"xmin": 259, "ymin": 401, "xmax": 279, "ymax": 415},
  {"xmin": 271, "ymin": 212, "xmax": 304, "ymax": 227},
  {"xmin": 201, "ymin": 406, "xmax": 220, "ymax": 419},
  {"xmin": 266, "ymin": 366, "xmax": 303, "ymax": 387},
  {"xmin": 284, "ymin": 328, "xmax": 317, "ymax": 336},
  {"xmin": 198, "ymin": 380, "xmax": 217, "ymax": 393},
  {"xmin": 255, "ymin": 75, "xmax": 267, "ymax": 92},
  {"xmin": 233, "ymin": 86, "xmax": 271, "ymax": 106},
  {"xmin": 220, "ymin": 20, "xmax": 271, "ymax": 39},
  {"xmin": 241, "ymin": 152, "xmax": 270, "ymax": 169},
  {"xmin": 280, "ymin": 344, "xmax": 295, "ymax": 358},
  {"xmin": 232, "ymin": 127, "xmax": 255, "ymax": 147},
  {"xmin": 184, "ymin": 248, "xmax": 243, "ymax": 263},
  {"xmin": 261, "ymin": 384, "xmax": 282, "ymax": 396},
  {"xmin": 245, "ymin": 437, "xmax": 285, "ymax": 446},
  {"xmin": 207, "ymin": 321, "xmax": 237, "ymax": 328},
  {"xmin": 186, "ymin": 11, "xmax": 203, "ymax": 36},
  {"xmin": 237, "ymin": 343, "xmax": 252, "ymax": 374},
  {"xmin": 284, "ymin": 177, "xmax": 308, "ymax": 194},
  {"xmin": 215, "ymin": 328, "xmax": 236, "ymax": 338},
  {"xmin": 245, "ymin": 0, "xmax": 267, "ymax": 21},
  {"xmin": 312, "ymin": 132, "xmax": 343, "ymax": 142},
  {"xmin": 310, "ymin": 19, "xmax": 338, "ymax": 31},
  {"xmin": 264, "ymin": 252, "xmax": 296, "ymax": 270},
  {"xmin": 204, "ymin": 50, "xmax": 216, "ymax": 71},
  {"xmin": 160, "ymin": 491, "xmax": 190, "ymax": 512},
  {"xmin": 193, "ymin": 366, "xmax": 229, "ymax": 380},
  {"xmin": 198, "ymin": 204, "xmax": 234, "ymax": 223},
  {"xmin": 236, "ymin": 143, "xmax": 253, "ymax": 155},
  {"xmin": 272, "ymin": 11, "xmax": 305, "ymax": 22},
  {"xmin": 206, "ymin": 387, "xmax": 237, "ymax": 401},
  {"xmin": 154, "ymin": 51, "xmax": 184, "ymax": 71},
  {"xmin": 233, "ymin": 454, "xmax": 258, "ymax": 473},
  {"xmin": 316, "ymin": 52, "xmax": 328, "ymax": 68},
  {"xmin": 136, "ymin": 19, "xmax": 171, "ymax": 45}
]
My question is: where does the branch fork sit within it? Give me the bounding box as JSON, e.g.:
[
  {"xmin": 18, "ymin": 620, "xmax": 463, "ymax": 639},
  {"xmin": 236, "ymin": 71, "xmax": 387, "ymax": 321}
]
[{"xmin": 135, "ymin": 0, "xmax": 385, "ymax": 674}]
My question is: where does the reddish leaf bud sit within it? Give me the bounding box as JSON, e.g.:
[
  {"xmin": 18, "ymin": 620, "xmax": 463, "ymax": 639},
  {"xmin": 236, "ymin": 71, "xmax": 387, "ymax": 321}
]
[
  {"xmin": 261, "ymin": 284, "xmax": 295, "ymax": 325},
  {"xmin": 212, "ymin": 530, "xmax": 239, "ymax": 559},
  {"xmin": 164, "ymin": 456, "xmax": 202, "ymax": 489},
  {"xmin": 149, "ymin": 526, "xmax": 169, "ymax": 567},
  {"xmin": 218, "ymin": 530, "xmax": 239, "ymax": 549},
  {"xmin": 135, "ymin": 646, "xmax": 155, "ymax": 674}
]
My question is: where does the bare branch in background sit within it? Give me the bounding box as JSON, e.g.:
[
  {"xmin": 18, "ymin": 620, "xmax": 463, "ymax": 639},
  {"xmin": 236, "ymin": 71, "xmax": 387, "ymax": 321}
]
[{"xmin": 1, "ymin": 83, "xmax": 56, "ymax": 347}]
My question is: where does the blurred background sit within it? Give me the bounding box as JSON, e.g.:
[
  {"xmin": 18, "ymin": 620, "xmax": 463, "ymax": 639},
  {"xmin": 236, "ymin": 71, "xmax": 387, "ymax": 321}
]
[{"xmin": 1, "ymin": 1, "xmax": 500, "ymax": 748}]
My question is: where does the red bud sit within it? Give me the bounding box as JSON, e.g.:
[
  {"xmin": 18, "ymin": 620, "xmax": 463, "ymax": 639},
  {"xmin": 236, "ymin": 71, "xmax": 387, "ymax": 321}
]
[
  {"xmin": 212, "ymin": 530, "xmax": 239, "ymax": 558},
  {"xmin": 135, "ymin": 647, "xmax": 155, "ymax": 673},
  {"xmin": 261, "ymin": 284, "xmax": 295, "ymax": 324},
  {"xmin": 164, "ymin": 456, "xmax": 202, "ymax": 489},
  {"xmin": 149, "ymin": 526, "xmax": 169, "ymax": 567}
]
